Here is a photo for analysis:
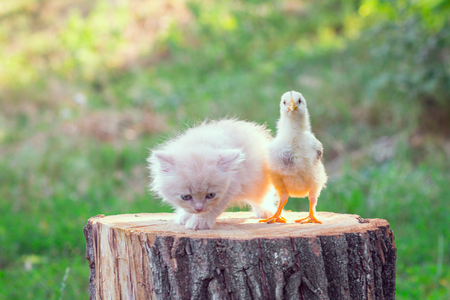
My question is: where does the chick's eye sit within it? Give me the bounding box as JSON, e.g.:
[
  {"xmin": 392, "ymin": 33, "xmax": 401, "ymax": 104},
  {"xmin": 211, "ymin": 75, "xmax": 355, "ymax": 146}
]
[
  {"xmin": 283, "ymin": 101, "xmax": 286, "ymax": 105},
  {"xmin": 205, "ymin": 193, "xmax": 216, "ymax": 199},
  {"xmin": 298, "ymin": 99, "xmax": 302, "ymax": 104},
  {"xmin": 180, "ymin": 194, "xmax": 192, "ymax": 201}
]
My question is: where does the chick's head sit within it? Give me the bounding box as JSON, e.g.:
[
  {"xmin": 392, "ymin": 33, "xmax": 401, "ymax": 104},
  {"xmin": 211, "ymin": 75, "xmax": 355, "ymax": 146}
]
[{"xmin": 280, "ymin": 91, "xmax": 307, "ymax": 118}]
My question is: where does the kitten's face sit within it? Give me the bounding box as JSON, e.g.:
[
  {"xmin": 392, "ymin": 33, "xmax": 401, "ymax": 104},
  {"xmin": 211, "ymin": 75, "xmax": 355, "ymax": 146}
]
[
  {"xmin": 151, "ymin": 149, "xmax": 244, "ymax": 214},
  {"xmin": 170, "ymin": 169, "xmax": 227, "ymax": 214}
]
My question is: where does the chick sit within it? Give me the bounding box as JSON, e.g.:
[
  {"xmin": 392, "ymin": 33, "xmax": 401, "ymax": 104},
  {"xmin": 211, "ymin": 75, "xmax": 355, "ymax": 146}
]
[{"xmin": 260, "ymin": 91, "xmax": 327, "ymax": 224}]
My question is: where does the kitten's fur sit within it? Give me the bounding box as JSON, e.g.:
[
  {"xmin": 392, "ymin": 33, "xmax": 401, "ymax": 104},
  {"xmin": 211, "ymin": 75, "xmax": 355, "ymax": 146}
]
[{"xmin": 148, "ymin": 119, "xmax": 276, "ymax": 230}]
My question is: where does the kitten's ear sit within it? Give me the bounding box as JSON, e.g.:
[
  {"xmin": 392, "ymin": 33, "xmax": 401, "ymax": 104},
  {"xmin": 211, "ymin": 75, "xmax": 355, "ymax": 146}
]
[
  {"xmin": 217, "ymin": 150, "xmax": 245, "ymax": 172},
  {"xmin": 151, "ymin": 151, "xmax": 176, "ymax": 173}
]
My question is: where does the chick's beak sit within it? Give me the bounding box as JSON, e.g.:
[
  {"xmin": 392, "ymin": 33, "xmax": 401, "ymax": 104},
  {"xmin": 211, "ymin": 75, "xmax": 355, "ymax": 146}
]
[{"xmin": 287, "ymin": 97, "xmax": 298, "ymax": 111}]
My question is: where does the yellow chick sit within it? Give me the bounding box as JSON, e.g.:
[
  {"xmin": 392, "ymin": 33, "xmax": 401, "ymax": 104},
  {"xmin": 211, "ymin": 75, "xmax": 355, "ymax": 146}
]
[{"xmin": 260, "ymin": 91, "xmax": 328, "ymax": 224}]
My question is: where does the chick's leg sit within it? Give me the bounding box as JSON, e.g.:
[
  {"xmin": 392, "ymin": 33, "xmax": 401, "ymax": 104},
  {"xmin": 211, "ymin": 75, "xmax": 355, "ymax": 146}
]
[
  {"xmin": 295, "ymin": 196, "xmax": 322, "ymax": 224},
  {"xmin": 259, "ymin": 193, "xmax": 288, "ymax": 224}
]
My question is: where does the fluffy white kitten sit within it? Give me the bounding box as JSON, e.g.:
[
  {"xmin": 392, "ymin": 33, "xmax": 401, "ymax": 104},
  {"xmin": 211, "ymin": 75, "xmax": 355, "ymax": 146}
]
[{"xmin": 148, "ymin": 119, "xmax": 276, "ymax": 230}]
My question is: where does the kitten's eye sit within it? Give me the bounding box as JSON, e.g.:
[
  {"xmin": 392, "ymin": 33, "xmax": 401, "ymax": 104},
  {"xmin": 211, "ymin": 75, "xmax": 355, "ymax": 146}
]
[
  {"xmin": 205, "ymin": 193, "xmax": 216, "ymax": 200},
  {"xmin": 180, "ymin": 194, "xmax": 192, "ymax": 201}
]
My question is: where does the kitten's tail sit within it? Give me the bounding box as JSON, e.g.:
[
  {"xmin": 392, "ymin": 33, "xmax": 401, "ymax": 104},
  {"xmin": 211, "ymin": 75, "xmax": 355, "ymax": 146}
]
[{"xmin": 249, "ymin": 186, "xmax": 277, "ymax": 219}]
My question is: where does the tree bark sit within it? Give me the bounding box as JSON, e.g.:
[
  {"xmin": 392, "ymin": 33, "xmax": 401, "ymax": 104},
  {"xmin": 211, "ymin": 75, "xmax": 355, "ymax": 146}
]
[{"xmin": 83, "ymin": 212, "xmax": 396, "ymax": 300}]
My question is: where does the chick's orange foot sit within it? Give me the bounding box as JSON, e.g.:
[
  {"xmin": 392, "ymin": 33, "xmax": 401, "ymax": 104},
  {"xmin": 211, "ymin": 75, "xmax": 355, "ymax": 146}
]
[
  {"xmin": 259, "ymin": 215, "xmax": 287, "ymax": 224},
  {"xmin": 295, "ymin": 214, "xmax": 322, "ymax": 224}
]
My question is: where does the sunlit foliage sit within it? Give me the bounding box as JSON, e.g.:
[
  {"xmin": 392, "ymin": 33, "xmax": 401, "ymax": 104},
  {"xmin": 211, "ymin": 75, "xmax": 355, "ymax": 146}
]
[{"xmin": 0, "ymin": 0, "xmax": 449, "ymax": 299}]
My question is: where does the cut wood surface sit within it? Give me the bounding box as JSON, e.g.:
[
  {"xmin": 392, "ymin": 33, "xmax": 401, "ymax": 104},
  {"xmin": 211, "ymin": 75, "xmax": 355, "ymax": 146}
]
[{"xmin": 84, "ymin": 212, "xmax": 396, "ymax": 300}]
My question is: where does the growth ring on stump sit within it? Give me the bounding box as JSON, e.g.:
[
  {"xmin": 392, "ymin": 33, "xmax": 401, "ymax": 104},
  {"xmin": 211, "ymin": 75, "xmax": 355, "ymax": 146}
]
[{"xmin": 83, "ymin": 211, "xmax": 396, "ymax": 300}]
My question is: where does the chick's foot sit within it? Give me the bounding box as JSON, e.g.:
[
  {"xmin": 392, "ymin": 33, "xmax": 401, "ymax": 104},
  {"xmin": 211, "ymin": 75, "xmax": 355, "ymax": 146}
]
[
  {"xmin": 295, "ymin": 214, "xmax": 322, "ymax": 224},
  {"xmin": 259, "ymin": 214, "xmax": 287, "ymax": 224}
]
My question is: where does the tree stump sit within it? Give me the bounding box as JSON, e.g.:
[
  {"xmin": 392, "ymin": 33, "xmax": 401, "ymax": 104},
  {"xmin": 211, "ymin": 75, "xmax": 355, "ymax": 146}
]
[{"xmin": 83, "ymin": 212, "xmax": 396, "ymax": 300}]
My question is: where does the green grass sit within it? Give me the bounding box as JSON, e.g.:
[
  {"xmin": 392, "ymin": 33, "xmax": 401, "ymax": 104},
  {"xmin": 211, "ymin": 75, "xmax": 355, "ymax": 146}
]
[
  {"xmin": 1, "ymin": 133, "xmax": 449, "ymax": 299},
  {"xmin": 1, "ymin": 0, "xmax": 450, "ymax": 298},
  {"xmin": 0, "ymin": 134, "xmax": 172, "ymax": 299}
]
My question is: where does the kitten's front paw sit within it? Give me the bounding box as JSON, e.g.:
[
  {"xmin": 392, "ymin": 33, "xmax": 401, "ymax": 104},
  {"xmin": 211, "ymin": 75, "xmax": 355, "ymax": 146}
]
[
  {"xmin": 175, "ymin": 210, "xmax": 192, "ymax": 225},
  {"xmin": 185, "ymin": 216, "xmax": 215, "ymax": 230}
]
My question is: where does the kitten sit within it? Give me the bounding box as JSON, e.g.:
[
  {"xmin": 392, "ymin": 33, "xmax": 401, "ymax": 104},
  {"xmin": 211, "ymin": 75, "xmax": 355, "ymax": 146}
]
[{"xmin": 148, "ymin": 119, "xmax": 276, "ymax": 230}]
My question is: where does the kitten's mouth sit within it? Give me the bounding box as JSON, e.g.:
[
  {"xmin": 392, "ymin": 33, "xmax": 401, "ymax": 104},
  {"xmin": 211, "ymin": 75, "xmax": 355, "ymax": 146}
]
[{"xmin": 191, "ymin": 208, "xmax": 209, "ymax": 214}]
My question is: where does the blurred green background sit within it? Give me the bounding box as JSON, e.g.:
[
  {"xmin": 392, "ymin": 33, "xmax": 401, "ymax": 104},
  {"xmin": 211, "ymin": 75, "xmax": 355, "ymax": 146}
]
[{"xmin": 0, "ymin": 0, "xmax": 449, "ymax": 298}]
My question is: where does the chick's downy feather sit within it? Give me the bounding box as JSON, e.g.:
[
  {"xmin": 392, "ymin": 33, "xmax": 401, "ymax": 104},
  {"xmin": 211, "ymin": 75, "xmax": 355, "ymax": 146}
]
[{"xmin": 261, "ymin": 91, "xmax": 327, "ymax": 224}]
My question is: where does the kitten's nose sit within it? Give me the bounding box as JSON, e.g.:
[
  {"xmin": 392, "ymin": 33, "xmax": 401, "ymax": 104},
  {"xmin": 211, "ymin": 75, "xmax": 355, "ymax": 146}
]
[{"xmin": 194, "ymin": 203, "xmax": 204, "ymax": 212}]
